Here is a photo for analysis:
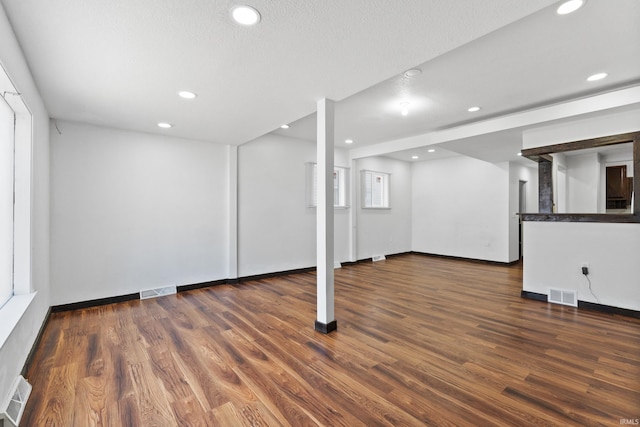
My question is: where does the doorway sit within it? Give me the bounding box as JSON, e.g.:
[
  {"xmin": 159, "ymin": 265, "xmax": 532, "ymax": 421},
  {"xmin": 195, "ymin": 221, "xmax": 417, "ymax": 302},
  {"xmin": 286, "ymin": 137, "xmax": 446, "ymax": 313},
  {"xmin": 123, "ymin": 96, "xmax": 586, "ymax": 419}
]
[{"xmin": 518, "ymin": 180, "xmax": 527, "ymax": 259}]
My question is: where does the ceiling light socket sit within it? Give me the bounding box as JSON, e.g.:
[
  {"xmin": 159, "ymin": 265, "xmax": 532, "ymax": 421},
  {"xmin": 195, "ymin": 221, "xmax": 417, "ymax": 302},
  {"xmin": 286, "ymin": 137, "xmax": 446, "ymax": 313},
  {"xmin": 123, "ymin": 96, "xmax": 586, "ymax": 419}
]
[
  {"xmin": 178, "ymin": 91, "xmax": 197, "ymax": 99},
  {"xmin": 403, "ymin": 69, "xmax": 422, "ymax": 78},
  {"xmin": 557, "ymin": 0, "xmax": 585, "ymax": 15},
  {"xmin": 231, "ymin": 5, "xmax": 261, "ymax": 26},
  {"xmin": 400, "ymin": 102, "xmax": 410, "ymax": 116},
  {"xmin": 586, "ymin": 72, "xmax": 607, "ymax": 82}
]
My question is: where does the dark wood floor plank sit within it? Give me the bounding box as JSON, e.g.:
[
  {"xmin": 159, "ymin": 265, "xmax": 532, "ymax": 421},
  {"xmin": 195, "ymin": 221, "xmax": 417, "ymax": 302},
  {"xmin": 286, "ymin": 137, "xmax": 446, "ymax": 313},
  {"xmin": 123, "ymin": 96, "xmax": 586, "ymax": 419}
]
[{"xmin": 24, "ymin": 254, "xmax": 640, "ymax": 426}]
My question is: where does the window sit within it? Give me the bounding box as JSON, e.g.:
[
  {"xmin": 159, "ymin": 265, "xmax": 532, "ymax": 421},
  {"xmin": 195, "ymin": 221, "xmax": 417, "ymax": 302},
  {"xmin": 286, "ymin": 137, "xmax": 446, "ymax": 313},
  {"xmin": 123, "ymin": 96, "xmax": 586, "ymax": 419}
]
[
  {"xmin": 306, "ymin": 163, "xmax": 349, "ymax": 208},
  {"xmin": 0, "ymin": 62, "xmax": 32, "ymax": 314},
  {"xmin": 362, "ymin": 170, "xmax": 390, "ymax": 208},
  {"xmin": 0, "ymin": 94, "xmax": 15, "ymax": 308},
  {"xmin": 0, "ymin": 63, "xmax": 34, "ymax": 347}
]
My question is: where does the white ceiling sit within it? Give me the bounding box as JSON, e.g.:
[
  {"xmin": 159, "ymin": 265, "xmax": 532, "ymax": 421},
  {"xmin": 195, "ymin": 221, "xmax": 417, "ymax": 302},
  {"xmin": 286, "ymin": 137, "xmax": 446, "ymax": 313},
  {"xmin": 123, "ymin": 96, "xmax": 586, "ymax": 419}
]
[
  {"xmin": 1, "ymin": 0, "xmax": 639, "ymax": 162},
  {"xmin": 272, "ymin": 0, "xmax": 640, "ymax": 164}
]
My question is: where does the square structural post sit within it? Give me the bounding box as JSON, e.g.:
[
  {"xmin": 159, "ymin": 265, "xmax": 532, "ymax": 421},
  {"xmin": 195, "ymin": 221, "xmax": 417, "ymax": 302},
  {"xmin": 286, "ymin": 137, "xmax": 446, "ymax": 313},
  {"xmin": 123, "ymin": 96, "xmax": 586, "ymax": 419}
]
[{"xmin": 315, "ymin": 98, "xmax": 337, "ymax": 334}]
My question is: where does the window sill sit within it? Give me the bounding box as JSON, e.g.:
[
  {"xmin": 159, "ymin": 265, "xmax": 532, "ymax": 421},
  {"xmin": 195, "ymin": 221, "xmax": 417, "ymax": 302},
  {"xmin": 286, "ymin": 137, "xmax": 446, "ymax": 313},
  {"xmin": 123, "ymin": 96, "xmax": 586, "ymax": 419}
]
[{"xmin": 0, "ymin": 292, "xmax": 37, "ymax": 350}]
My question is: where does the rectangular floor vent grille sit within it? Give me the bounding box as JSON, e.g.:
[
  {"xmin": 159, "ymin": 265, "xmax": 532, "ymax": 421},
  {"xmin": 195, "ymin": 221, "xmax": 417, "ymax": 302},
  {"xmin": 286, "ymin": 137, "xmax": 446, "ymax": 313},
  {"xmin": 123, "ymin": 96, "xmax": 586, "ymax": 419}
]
[
  {"xmin": 372, "ymin": 255, "xmax": 386, "ymax": 262},
  {"xmin": 140, "ymin": 285, "xmax": 177, "ymax": 300},
  {"xmin": 548, "ymin": 288, "xmax": 577, "ymax": 307},
  {"xmin": 1, "ymin": 375, "xmax": 31, "ymax": 427}
]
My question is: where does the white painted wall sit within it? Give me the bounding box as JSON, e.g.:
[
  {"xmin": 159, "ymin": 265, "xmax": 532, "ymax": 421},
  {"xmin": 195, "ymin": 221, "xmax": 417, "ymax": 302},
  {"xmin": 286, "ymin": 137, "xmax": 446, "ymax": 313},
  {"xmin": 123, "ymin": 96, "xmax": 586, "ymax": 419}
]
[
  {"xmin": 552, "ymin": 153, "xmax": 568, "ymax": 213},
  {"xmin": 565, "ymin": 152, "xmax": 601, "ymax": 213},
  {"xmin": 50, "ymin": 121, "xmax": 229, "ymax": 305},
  {"xmin": 509, "ymin": 162, "xmax": 538, "ymax": 261},
  {"xmin": 238, "ymin": 134, "xmax": 350, "ymax": 276},
  {"xmin": 552, "ymin": 147, "xmax": 634, "ymax": 214},
  {"xmin": 0, "ymin": 3, "xmax": 51, "ymax": 398},
  {"xmin": 522, "ymin": 106, "xmax": 640, "ymax": 149},
  {"xmin": 523, "ymin": 221, "xmax": 640, "ymax": 311},
  {"xmin": 334, "ymin": 148, "xmax": 351, "ymax": 264},
  {"xmin": 354, "ymin": 156, "xmax": 412, "ymax": 260},
  {"xmin": 412, "ymin": 156, "xmax": 511, "ymax": 262}
]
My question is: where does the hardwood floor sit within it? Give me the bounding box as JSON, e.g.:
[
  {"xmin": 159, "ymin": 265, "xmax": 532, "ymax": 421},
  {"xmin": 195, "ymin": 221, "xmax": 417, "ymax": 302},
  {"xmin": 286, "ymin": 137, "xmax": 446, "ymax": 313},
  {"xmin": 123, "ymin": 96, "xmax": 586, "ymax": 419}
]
[{"xmin": 24, "ymin": 254, "xmax": 640, "ymax": 426}]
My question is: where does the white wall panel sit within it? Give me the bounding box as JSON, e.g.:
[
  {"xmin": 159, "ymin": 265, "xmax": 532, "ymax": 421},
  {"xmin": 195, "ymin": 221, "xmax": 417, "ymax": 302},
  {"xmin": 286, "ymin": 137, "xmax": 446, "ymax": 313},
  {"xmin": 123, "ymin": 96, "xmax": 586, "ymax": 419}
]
[
  {"xmin": 50, "ymin": 121, "xmax": 228, "ymax": 304},
  {"xmin": 412, "ymin": 156, "xmax": 510, "ymax": 262},
  {"xmin": 356, "ymin": 157, "xmax": 412, "ymax": 260},
  {"xmin": 238, "ymin": 134, "xmax": 350, "ymax": 276},
  {"xmin": 523, "ymin": 221, "xmax": 640, "ymax": 311}
]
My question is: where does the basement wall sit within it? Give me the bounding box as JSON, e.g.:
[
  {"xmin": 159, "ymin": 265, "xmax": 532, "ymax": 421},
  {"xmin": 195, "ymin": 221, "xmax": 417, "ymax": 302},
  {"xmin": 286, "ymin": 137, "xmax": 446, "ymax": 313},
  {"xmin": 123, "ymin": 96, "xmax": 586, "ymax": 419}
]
[
  {"xmin": 50, "ymin": 121, "xmax": 229, "ymax": 305},
  {"xmin": 411, "ymin": 156, "xmax": 511, "ymax": 262}
]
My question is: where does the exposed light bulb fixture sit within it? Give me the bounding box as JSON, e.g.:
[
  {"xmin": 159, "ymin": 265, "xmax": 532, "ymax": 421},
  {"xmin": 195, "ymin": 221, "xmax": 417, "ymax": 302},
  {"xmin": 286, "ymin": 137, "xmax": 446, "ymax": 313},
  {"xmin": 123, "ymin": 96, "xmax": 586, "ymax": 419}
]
[
  {"xmin": 586, "ymin": 72, "xmax": 608, "ymax": 82},
  {"xmin": 468, "ymin": 106, "xmax": 481, "ymax": 112},
  {"xmin": 427, "ymin": 149, "xmax": 436, "ymax": 153},
  {"xmin": 178, "ymin": 91, "xmax": 197, "ymax": 99},
  {"xmin": 231, "ymin": 5, "xmax": 261, "ymax": 25},
  {"xmin": 517, "ymin": 152, "xmax": 523, "ymax": 156},
  {"xmin": 157, "ymin": 122, "xmax": 172, "ymax": 128},
  {"xmin": 403, "ymin": 68, "xmax": 422, "ymax": 78},
  {"xmin": 280, "ymin": 124, "xmax": 290, "ymax": 129},
  {"xmin": 345, "ymin": 139, "xmax": 353, "ymax": 144},
  {"xmin": 557, "ymin": 0, "xmax": 585, "ymax": 15},
  {"xmin": 411, "ymin": 155, "xmax": 419, "ymax": 160},
  {"xmin": 400, "ymin": 102, "xmax": 410, "ymax": 116}
]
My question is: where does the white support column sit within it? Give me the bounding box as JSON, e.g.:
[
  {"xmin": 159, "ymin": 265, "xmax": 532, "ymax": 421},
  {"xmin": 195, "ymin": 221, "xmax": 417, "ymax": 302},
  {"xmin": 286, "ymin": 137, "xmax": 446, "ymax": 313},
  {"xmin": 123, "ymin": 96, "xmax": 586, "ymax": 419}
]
[
  {"xmin": 227, "ymin": 145, "xmax": 238, "ymax": 281},
  {"xmin": 315, "ymin": 98, "xmax": 337, "ymax": 333},
  {"xmin": 348, "ymin": 157, "xmax": 358, "ymax": 262}
]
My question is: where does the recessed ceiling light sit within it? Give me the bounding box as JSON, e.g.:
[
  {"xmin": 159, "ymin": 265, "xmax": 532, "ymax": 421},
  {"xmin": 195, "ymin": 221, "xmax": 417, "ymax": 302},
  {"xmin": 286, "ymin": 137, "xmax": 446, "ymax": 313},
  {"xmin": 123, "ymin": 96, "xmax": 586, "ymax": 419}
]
[
  {"xmin": 586, "ymin": 72, "xmax": 608, "ymax": 82},
  {"xmin": 557, "ymin": 0, "xmax": 585, "ymax": 15},
  {"xmin": 517, "ymin": 152, "xmax": 523, "ymax": 156},
  {"xmin": 411, "ymin": 155, "xmax": 419, "ymax": 160},
  {"xmin": 280, "ymin": 124, "xmax": 290, "ymax": 129},
  {"xmin": 428, "ymin": 149, "xmax": 436, "ymax": 153},
  {"xmin": 468, "ymin": 106, "xmax": 481, "ymax": 112},
  {"xmin": 400, "ymin": 102, "xmax": 410, "ymax": 116},
  {"xmin": 403, "ymin": 69, "xmax": 422, "ymax": 78},
  {"xmin": 231, "ymin": 5, "xmax": 261, "ymax": 26},
  {"xmin": 157, "ymin": 122, "xmax": 172, "ymax": 128},
  {"xmin": 178, "ymin": 91, "xmax": 197, "ymax": 99},
  {"xmin": 345, "ymin": 139, "xmax": 353, "ymax": 144}
]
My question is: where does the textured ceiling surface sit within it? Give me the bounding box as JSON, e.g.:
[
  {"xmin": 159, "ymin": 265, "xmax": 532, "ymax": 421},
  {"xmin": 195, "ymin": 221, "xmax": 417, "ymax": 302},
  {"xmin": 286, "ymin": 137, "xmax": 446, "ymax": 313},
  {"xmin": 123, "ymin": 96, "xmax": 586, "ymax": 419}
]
[
  {"xmin": 274, "ymin": 0, "xmax": 640, "ymax": 163},
  {"xmin": 1, "ymin": 0, "xmax": 560, "ymax": 145},
  {"xmin": 1, "ymin": 0, "xmax": 639, "ymax": 163}
]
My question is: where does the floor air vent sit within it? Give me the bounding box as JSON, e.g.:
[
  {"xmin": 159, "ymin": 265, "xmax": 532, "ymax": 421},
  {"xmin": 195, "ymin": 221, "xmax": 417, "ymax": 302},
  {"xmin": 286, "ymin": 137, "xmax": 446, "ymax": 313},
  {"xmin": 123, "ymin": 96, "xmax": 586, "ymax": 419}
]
[
  {"xmin": 372, "ymin": 255, "xmax": 386, "ymax": 262},
  {"xmin": 548, "ymin": 288, "xmax": 577, "ymax": 307},
  {"xmin": 140, "ymin": 285, "xmax": 177, "ymax": 300},
  {"xmin": 1, "ymin": 375, "xmax": 31, "ymax": 427}
]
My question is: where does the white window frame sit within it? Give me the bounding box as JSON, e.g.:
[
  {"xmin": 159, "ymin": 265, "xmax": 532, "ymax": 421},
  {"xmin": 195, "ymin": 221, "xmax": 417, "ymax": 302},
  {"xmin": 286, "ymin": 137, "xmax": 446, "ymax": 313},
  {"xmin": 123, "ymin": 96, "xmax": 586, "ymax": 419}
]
[
  {"xmin": 361, "ymin": 169, "xmax": 390, "ymax": 209},
  {"xmin": 306, "ymin": 162, "xmax": 350, "ymax": 208},
  {"xmin": 0, "ymin": 92, "xmax": 15, "ymax": 309},
  {"xmin": 0, "ymin": 61, "xmax": 35, "ymax": 347}
]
